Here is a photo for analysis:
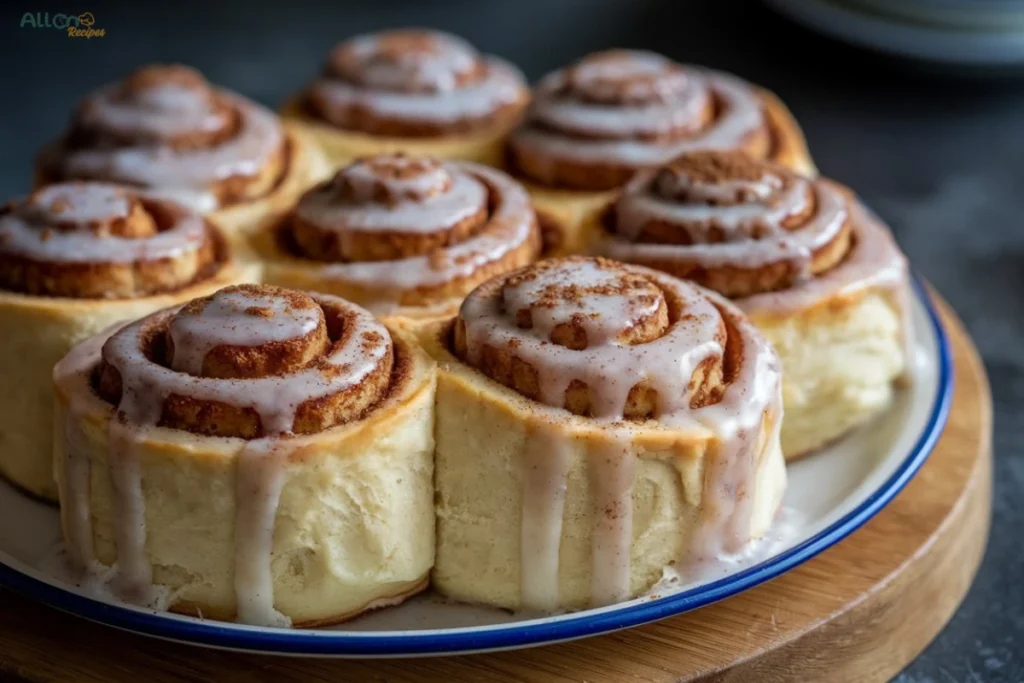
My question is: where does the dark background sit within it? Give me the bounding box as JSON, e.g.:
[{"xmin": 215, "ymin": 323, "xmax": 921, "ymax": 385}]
[{"xmin": 3, "ymin": 1, "xmax": 1022, "ymax": 680}]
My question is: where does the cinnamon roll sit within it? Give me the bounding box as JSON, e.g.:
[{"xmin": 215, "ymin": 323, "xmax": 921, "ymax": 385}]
[
  {"xmin": 52, "ymin": 284, "xmax": 436, "ymax": 626},
  {"xmin": 0, "ymin": 182, "xmax": 253, "ymax": 500},
  {"xmin": 505, "ymin": 50, "xmax": 814, "ymax": 255},
  {"xmin": 36, "ymin": 64, "xmax": 329, "ymax": 238},
  {"xmin": 252, "ymin": 152, "xmax": 542, "ymax": 321},
  {"xmin": 594, "ymin": 151, "xmax": 911, "ymax": 457},
  {"xmin": 418, "ymin": 257, "xmax": 785, "ymax": 611},
  {"xmin": 283, "ymin": 29, "xmax": 530, "ymax": 167}
]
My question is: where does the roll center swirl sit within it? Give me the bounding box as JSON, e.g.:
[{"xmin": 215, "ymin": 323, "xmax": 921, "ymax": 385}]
[
  {"xmin": 456, "ymin": 257, "xmax": 730, "ymax": 419},
  {"xmin": 565, "ymin": 50, "xmax": 690, "ymax": 106},
  {"xmin": 329, "ymin": 30, "xmax": 482, "ymax": 93},
  {"xmin": 654, "ymin": 151, "xmax": 786, "ymax": 207},
  {"xmin": 168, "ymin": 286, "xmax": 327, "ymax": 379},
  {"xmin": 0, "ymin": 182, "xmax": 218, "ymax": 299},
  {"xmin": 501, "ymin": 259, "xmax": 667, "ymax": 349},
  {"xmin": 337, "ymin": 155, "xmax": 453, "ymax": 204},
  {"xmin": 290, "ymin": 153, "xmax": 489, "ymax": 262},
  {"xmin": 20, "ymin": 183, "xmax": 158, "ymax": 238},
  {"xmin": 96, "ymin": 284, "xmax": 394, "ymax": 437},
  {"xmin": 84, "ymin": 64, "xmax": 236, "ymax": 149}
]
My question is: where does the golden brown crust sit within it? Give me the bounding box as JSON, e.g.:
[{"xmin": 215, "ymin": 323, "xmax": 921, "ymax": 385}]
[
  {"xmin": 0, "ymin": 183, "xmax": 227, "ymax": 299},
  {"xmin": 95, "ymin": 284, "xmax": 399, "ymax": 438},
  {"xmin": 452, "ymin": 256, "xmax": 734, "ymax": 418}
]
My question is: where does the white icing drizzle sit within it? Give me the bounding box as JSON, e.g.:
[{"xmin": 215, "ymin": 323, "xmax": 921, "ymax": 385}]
[
  {"xmin": 78, "ymin": 82, "xmax": 231, "ymax": 141},
  {"xmin": 104, "ymin": 298, "xmax": 387, "ymax": 434},
  {"xmin": 296, "ymin": 158, "xmax": 488, "ymax": 237},
  {"xmin": 531, "ymin": 52, "xmax": 710, "ymax": 139},
  {"xmin": 0, "ymin": 183, "xmax": 208, "ymax": 264},
  {"xmin": 509, "ymin": 55, "xmax": 766, "ymax": 179},
  {"xmin": 55, "ymin": 328, "xmax": 120, "ymax": 577},
  {"xmin": 309, "ymin": 30, "xmax": 526, "ymax": 126},
  {"xmin": 588, "ymin": 438, "xmax": 637, "ymax": 606},
  {"xmin": 737, "ymin": 200, "xmax": 909, "ymax": 317},
  {"xmin": 738, "ymin": 200, "xmax": 914, "ymax": 381},
  {"xmin": 56, "ymin": 290, "xmax": 392, "ymax": 626},
  {"xmin": 459, "ymin": 259, "xmax": 782, "ymax": 608},
  {"xmin": 50, "ymin": 85, "xmax": 284, "ymax": 211},
  {"xmin": 107, "ymin": 420, "xmax": 159, "ymax": 604},
  {"xmin": 604, "ymin": 173, "xmax": 848, "ymax": 278},
  {"xmin": 463, "ymin": 260, "xmax": 724, "ymax": 419},
  {"xmin": 519, "ymin": 424, "xmax": 572, "ymax": 613},
  {"xmin": 168, "ymin": 288, "xmax": 323, "ymax": 376},
  {"xmin": 233, "ymin": 437, "xmax": 291, "ymax": 627},
  {"xmin": 310, "ymin": 162, "xmax": 535, "ymax": 294}
]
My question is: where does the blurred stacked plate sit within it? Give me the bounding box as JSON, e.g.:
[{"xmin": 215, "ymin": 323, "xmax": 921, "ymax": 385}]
[{"xmin": 766, "ymin": 0, "xmax": 1024, "ymax": 66}]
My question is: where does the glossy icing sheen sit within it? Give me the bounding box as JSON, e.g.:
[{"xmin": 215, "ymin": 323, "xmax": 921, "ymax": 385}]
[
  {"xmin": 299, "ymin": 158, "xmax": 535, "ymax": 294},
  {"xmin": 458, "ymin": 259, "xmax": 783, "ymax": 610},
  {"xmin": 48, "ymin": 80, "xmax": 283, "ymax": 212},
  {"xmin": 0, "ymin": 182, "xmax": 207, "ymax": 264},
  {"xmin": 308, "ymin": 30, "xmax": 526, "ymax": 126},
  {"xmin": 55, "ymin": 290, "xmax": 391, "ymax": 627},
  {"xmin": 510, "ymin": 51, "xmax": 766, "ymax": 174},
  {"xmin": 606, "ymin": 167, "xmax": 848, "ymax": 278}
]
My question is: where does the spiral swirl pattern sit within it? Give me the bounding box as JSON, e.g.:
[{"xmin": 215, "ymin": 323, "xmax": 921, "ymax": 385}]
[
  {"xmin": 601, "ymin": 151, "xmax": 852, "ymax": 297},
  {"xmin": 39, "ymin": 65, "xmax": 286, "ymax": 212},
  {"xmin": 96, "ymin": 284, "xmax": 393, "ymax": 437},
  {"xmin": 449, "ymin": 257, "xmax": 784, "ymax": 608},
  {"xmin": 508, "ymin": 50, "xmax": 778, "ymax": 191},
  {"xmin": 0, "ymin": 182, "xmax": 221, "ymax": 298},
  {"xmin": 454, "ymin": 256, "xmax": 777, "ymax": 422},
  {"xmin": 278, "ymin": 153, "xmax": 540, "ymax": 312},
  {"xmin": 305, "ymin": 29, "xmax": 528, "ymax": 137}
]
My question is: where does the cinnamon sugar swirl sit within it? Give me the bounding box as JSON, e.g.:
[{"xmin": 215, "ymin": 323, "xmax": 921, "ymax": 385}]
[
  {"xmin": 595, "ymin": 151, "xmax": 911, "ymax": 457},
  {"xmin": 37, "ymin": 64, "xmax": 329, "ymax": 238},
  {"xmin": 418, "ymin": 257, "xmax": 785, "ymax": 611},
  {"xmin": 252, "ymin": 152, "xmax": 541, "ymax": 322},
  {"xmin": 284, "ymin": 29, "xmax": 529, "ymax": 167},
  {"xmin": 53, "ymin": 284, "xmax": 435, "ymax": 625},
  {"xmin": 0, "ymin": 182, "xmax": 252, "ymax": 500},
  {"xmin": 505, "ymin": 50, "xmax": 814, "ymax": 255}
]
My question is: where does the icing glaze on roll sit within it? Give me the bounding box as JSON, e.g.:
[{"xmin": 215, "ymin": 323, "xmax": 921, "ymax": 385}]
[
  {"xmin": 601, "ymin": 151, "xmax": 851, "ymax": 297},
  {"xmin": 0, "ymin": 181, "xmax": 222, "ymax": 298},
  {"xmin": 453, "ymin": 257, "xmax": 783, "ymax": 609},
  {"xmin": 508, "ymin": 50, "xmax": 777, "ymax": 191},
  {"xmin": 39, "ymin": 65, "xmax": 286, "ymax": 212},
  {"xmin": 305, "ymin": 29, "xmax": 529, "ymax": 136},
  {"xmin": 277, "ymin": 153, "xmax": 540, "ymax": 313},
  {"xmin": 599, "ymin": 150, "xmax": 912, "ymax": 378},
  {"xmin": 56, "ymin": 285, "xmax": 396, "ymax": 625}
]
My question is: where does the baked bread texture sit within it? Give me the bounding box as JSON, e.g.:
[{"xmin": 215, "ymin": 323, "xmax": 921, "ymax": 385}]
[
  {"xmin": 53, "ymin": 284, "xmax": 436, "ymax": 625},
  {"xmin": 419, "ymin": 257, "xmax": 785, "ymax": 611},
  {"xmin": 591, "ymin": 151, "xmax": 910, "ymax": 457}
]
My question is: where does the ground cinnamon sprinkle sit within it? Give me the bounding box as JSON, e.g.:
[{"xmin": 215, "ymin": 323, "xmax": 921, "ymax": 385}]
[
  {"xmin": 244, "ymin": 306, "xmax": 275, "ymax": 318},
  {"xmin": 667, "ymin": 150, "xmax": 770, "ymax": 185}
]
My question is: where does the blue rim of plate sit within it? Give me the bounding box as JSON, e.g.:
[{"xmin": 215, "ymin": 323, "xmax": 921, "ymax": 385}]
[{"xmin": 0, "ymin": 275, "xmax": 953, "ymax": 657}]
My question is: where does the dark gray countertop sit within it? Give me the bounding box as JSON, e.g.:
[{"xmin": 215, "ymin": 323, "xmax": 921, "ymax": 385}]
[{"xmin": 2, "ymin": 1, "xmax": 1020, "ymax": 680}]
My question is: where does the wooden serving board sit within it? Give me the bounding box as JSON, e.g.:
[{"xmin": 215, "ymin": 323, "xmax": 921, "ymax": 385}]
[{"xmin": 0, "ymin": 294, "xmax": 992, "ymax": 683}]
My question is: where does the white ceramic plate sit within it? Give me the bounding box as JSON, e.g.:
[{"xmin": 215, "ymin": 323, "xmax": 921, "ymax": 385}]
[
  {"xmin": 766, "ymin": 0, "xmax": 1024, "ymax": 66},
  {"xmin": 0, "ymin": 277, "xmax": 952, "ymax": 657}
]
